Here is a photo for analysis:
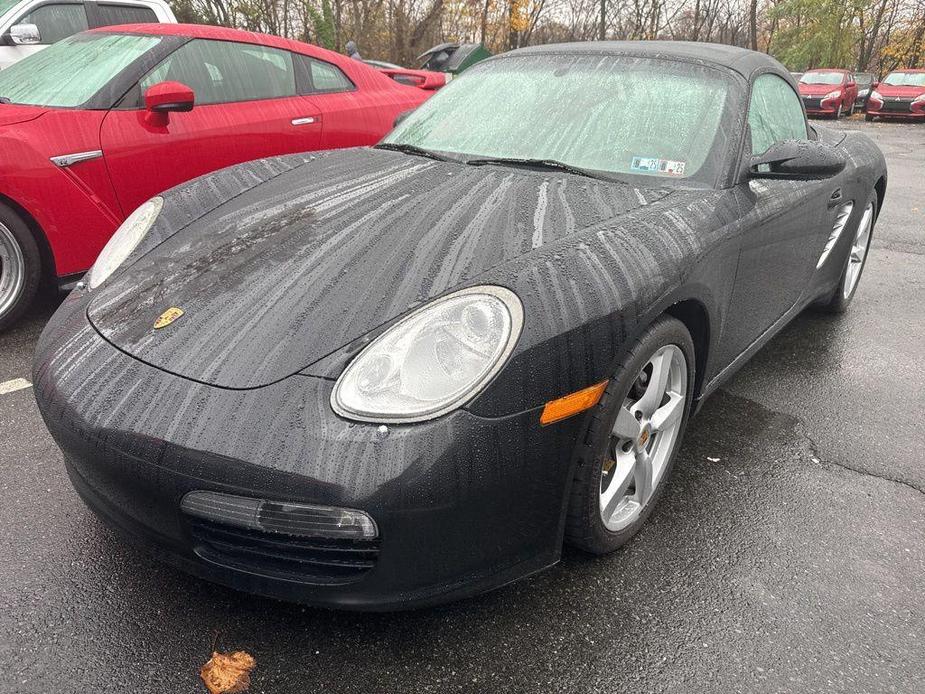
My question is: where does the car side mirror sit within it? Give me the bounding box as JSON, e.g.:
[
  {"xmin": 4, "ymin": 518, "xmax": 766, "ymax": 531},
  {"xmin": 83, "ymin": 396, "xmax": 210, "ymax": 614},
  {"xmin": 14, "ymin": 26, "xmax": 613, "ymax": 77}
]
[
  {"xmin": 144, "ymin": 81, "xmax": 194, "ymax": 126},
  {"xmin": 749, "ymin": 139, "xmax": 846, "ymax": 180},
  {"xmin": 9, "ymin": 23, "xmax": 41, "ymax": 45},
  {"xmin": 393, "ymin": 109, "xmax": 414, "ymax": 129},
  {"xmin": 871, "ymin": 81, "xmax": 879, "ymax": 89}
]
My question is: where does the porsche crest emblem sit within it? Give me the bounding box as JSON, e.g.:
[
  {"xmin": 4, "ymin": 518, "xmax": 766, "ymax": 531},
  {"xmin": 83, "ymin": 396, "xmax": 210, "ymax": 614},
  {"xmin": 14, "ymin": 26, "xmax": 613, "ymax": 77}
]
[{"xmin": 154, "ymin": 307, "xmax": 184, "ymax": 329}]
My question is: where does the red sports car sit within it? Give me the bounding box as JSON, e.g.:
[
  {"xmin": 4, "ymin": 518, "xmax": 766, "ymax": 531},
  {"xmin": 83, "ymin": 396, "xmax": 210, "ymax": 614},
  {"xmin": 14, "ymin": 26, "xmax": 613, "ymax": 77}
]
[
  {"xmin": 798, "ymin": 69, "xmax": 858, "ymax": 118},
  {"xmin": 0, "ymin": 24, "xmax": 429, "ymax": 328},
  {"xmin": 866, "ymin": 69, "xmax": 925, "ymax": 121}
]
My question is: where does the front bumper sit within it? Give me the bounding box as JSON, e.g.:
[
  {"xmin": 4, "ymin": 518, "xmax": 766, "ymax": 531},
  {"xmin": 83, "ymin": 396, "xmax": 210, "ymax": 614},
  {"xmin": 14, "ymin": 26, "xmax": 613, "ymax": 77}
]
[
  {"xmin": 802, "ymin": 96, "xmax": 840, "ymax": 116},
  {"xmin": 34, "ymin": 291, "xmax": 584, "ymax": 609},
  {"xmin": 866, "ymin": 100, "xmax": 925, "ymax": 119}
]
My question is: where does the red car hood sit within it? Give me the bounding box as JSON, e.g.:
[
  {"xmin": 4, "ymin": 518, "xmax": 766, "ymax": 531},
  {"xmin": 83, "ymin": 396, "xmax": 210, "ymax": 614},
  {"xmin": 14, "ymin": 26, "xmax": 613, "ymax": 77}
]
[
  {"xmin": 0, "ymin": 104, "xmax": 47, "ymax": 127},
  {"xmin": 874, "ymin": 85, "xmax": 925, "ymax": 98},
  {"xmin": 798, "ymin": 84, "xmax": 841, "ymax": 96}
]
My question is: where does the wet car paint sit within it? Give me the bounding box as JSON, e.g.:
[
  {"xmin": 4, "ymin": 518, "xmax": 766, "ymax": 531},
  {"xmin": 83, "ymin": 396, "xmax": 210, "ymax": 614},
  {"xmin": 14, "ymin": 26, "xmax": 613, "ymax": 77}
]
[
  {"xmin": 0, "ymin": 23, "xmax": 429, "ymax": 280},
  {"xmin": 2, "ymin": 117, "xmax": 921, "ymax": 692},
  {"xmin": 33, "ymin": 44, "xmax": 888, "ymax": 608}
]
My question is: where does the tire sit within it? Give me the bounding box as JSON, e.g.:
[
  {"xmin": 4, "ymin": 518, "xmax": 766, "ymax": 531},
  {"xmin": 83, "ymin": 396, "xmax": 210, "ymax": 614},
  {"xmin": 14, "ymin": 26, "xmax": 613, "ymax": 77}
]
[
  {"xmin": 0, "ymin": 202, "xmax": 41, "ymax": 331},
  {"xmin": 847, "ymin": 100, "xmax": 854, "ymax": 116},
  {"xmin": 565, "ymin": 316, "xmax": 696, "ymax": 554},
  {"xmin": 834, "ymin": 103, "xmax": 842, "ymax": 119},
  {"xmin": 819, "ymin": 193, "xmax": 877, "ymax": 314},
  {"xmin": 865, "ymin": 114, "xmax": 874, "ymax": 122}
]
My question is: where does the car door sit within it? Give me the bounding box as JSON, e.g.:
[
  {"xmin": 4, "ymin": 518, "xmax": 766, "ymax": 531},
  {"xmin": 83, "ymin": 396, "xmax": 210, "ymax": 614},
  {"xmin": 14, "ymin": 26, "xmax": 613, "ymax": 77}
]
[
  {"xmin": 844, "ymin": 73, "xmax": 858, "ymax": 109},
  {"xmin": 718, "ymin": 73, "xmax": 833, "ymax": 365},
  {"xmin": 293, "ymin": 53, "xmax": 390, "ymax": 149},
  {"xmin": 100, "ymin": 38, "xmax": 323, "ymax": 215},
  {"xmin": 0, "ymin": 0, "xmax": 88, "ymax": 69}
]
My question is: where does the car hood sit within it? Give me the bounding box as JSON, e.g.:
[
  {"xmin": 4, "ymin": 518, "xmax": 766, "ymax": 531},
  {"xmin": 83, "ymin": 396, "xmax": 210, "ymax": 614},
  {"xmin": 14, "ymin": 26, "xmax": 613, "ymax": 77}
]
[
  {"xmin": 87, "ymin": 148, "xmax": 675, "ymax": 389},
  {"xmin": 875, "ymin": 85, "xmax": 925, "ymax": 98},
  {"xmin": 0, "ymin": 104, "xmax": 47, "ymax": 127},
  {"xmin": 798, "ymin": 84, "xmax": 841, "ymax": 95}
]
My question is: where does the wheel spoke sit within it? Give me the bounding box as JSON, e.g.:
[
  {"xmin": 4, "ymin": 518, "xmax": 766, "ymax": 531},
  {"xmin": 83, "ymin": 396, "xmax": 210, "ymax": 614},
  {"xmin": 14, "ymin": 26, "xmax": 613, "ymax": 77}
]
[
  {"xmin": 601, "ymin": 454, "xmax": 636, "ymax": 519},
  {"xmin": 633, "ymin": 451, "xmax": 653, "ymax": 504},
  {"xmin": 650, "ymin": 393, "xmax": 684, "ymax": 432},
  {"xmin": 613, "ymin": 405, "xmax": 641, "ymax": 440},
  {"xmin": 635, "ymin": 349, "xmax": 671, "ymax": 418}
]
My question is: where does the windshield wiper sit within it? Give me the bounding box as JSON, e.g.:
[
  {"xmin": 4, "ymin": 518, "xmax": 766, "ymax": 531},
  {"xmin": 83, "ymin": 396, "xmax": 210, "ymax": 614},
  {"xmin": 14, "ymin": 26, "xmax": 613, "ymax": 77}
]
[
  {"xmin": 466, "ymin": 156, "xmax": 612, "ymax": 181},
  {"xmin": 375, "ymin": 142, "xmax": 453, "ymax": 162},
  {"xmin": 0, "ymin": 97, "xmax": 11, "ymax": 104}
]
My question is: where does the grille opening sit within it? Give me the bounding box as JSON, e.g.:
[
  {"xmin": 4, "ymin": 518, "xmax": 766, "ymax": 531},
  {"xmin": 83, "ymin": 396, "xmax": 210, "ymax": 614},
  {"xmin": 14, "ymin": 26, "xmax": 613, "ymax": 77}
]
[
  {"xmin": 187, "ymin": 517, "xmax": 380, "ymax": 585},
  {"xmin": 181, "ymin": 491, "xmax": 380, "ymax": 584}
]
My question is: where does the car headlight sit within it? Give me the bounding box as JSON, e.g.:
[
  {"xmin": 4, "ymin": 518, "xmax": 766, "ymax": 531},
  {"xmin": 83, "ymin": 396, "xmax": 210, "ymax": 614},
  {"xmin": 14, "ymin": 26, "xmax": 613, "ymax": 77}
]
[
  {"xmin": 331, "ymin": 285, "xmax": 523, "ymax": 423},
  {"xmin": 824, "ymin": 90, "xmax": 842, "ymax": 100},
  {"xmin": 913, "ymin": 93, "xmax": 925, "ymax": 103},
  {"xmin": 88, "ymin": 197, "xmax": 163, "ymax": 289},
  {"xmin": 870, "ymin": 90, "xmax": 883, "ymax": 102}
]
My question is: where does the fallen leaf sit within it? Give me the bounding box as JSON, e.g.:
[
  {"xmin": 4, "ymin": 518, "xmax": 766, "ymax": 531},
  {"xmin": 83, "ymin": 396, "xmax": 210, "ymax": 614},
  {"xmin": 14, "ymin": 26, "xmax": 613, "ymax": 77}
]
[{"xmin": 200, "ymin": 650, "xmax": 256, "ymax": 694}]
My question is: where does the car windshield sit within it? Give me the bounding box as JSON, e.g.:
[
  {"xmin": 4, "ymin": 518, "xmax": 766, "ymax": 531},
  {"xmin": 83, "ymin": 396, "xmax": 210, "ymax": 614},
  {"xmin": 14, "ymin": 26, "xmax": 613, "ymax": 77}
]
[
  {"xmin": 0, "ymin": 32, "xmax": 161, "ymax": 108},
  {"xmin": 882, "ymin": 71, "xmax": 925, "ymax": 87},
  {"xmin": 855, "ymin": 73, "xmax": 873, "ymax": 86},
  {"xmin": 800, "ymin": 71, "xmax": 844, "ymax": 85},
  {"xmin": 385, "ymin": 54, "xmax": 734, "ymax": 186}
]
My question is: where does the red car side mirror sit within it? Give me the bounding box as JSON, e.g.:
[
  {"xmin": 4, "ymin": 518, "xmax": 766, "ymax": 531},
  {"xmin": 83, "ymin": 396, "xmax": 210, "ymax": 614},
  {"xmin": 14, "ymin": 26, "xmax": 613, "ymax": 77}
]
[
  {"xmin": 144, "ymin": 81, "xmax": 195, "ymax": 126},
  {"xmin": 871, "ymin": 81, "xmax": 879, "ymax": 89}
]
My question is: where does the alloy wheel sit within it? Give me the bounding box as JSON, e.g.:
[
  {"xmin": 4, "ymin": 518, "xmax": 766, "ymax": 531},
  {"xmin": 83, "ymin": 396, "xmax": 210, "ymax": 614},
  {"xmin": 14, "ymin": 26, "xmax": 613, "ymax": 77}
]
[
  {"xmin": 0, "ymin": 222, "xmax": 25, "ymax": 320},
  {"xmin": 843, "ymin": 202, "xmax": 874, "ymax": 299},
  {"xmin": 599, "ymin": 344, "xmax": 688, "ymax": 532}
]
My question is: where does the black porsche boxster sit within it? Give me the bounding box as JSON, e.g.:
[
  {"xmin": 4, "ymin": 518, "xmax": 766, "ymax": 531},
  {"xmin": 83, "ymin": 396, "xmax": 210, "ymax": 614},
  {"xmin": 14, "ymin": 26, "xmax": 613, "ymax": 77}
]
[{"xmin": 34, "ymin": 41, "xmax": 886, "ymax": 610}]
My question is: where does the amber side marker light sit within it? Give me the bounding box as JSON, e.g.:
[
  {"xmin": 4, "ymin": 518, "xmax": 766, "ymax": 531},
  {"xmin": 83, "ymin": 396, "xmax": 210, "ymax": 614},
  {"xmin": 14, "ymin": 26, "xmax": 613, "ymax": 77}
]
[{"xmin": 540, "ymin": 380, "xmax": 609, "ymax": 426}]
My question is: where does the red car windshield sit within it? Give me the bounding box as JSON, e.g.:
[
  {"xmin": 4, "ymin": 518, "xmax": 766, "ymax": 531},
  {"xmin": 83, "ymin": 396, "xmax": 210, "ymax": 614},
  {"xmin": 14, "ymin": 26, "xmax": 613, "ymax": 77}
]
[
  {"xmin": 800, "ymin": 72, "xmax": 845, "ymax": 85},
  {"xmin": 0, "ymin": 32, "xmax": 162, "ymax": 108},
  {"xmin": 882, "ymin": 72, "xmax": 925, "ymax": 87}
]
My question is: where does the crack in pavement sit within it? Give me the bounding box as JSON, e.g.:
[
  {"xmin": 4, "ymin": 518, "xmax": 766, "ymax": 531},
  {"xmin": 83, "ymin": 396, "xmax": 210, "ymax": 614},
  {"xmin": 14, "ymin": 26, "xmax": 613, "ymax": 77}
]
[{"xmin": 719, "ymin": 389, "xmax": 925, "ymax": 498}]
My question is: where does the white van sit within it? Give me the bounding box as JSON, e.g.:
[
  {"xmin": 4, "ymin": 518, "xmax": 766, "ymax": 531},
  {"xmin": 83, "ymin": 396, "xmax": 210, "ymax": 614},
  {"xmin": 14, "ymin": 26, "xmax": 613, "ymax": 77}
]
[{"xmin": 0, "ymin": 0, "xmax": 175, "ymax": 69}]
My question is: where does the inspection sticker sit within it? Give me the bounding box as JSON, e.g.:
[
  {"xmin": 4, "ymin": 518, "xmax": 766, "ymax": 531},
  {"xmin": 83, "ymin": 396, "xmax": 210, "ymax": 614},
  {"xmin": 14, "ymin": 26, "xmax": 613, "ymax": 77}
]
[{"xmin": 630, "ymin": 156, "xmax": 687, "ymax": 177}]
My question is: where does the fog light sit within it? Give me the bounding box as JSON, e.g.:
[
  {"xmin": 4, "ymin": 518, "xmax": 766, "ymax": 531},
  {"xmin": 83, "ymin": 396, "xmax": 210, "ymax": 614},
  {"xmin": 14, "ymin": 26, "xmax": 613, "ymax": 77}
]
[{"xmin": 181, "ymin": 491, "xmax": 378, "ymax": 540}]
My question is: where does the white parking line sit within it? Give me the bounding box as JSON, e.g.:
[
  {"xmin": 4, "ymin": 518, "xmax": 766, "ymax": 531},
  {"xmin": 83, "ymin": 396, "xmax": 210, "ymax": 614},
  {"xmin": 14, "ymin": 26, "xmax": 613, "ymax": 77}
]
[{"xmin": 0, "ymin": 378, "xmax": 32, "ymax": 395}]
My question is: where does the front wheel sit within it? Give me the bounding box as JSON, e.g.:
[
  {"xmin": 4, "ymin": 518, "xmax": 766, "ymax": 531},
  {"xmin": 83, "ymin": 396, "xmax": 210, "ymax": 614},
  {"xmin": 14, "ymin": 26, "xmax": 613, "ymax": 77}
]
[
  {"xmin": 819, "ymin": 195, "xmax": 876, "ymax": 313},
  {"xmin": 565, "ymin": 316, "xmax": 695, "ymax": 554},
  {"xmin": 834, "ymin": 103, "xmax": 843, "ymax": 119},
  {"xmin": 0, "ymin": 203, "xmax": 41, "ymax": 331}
]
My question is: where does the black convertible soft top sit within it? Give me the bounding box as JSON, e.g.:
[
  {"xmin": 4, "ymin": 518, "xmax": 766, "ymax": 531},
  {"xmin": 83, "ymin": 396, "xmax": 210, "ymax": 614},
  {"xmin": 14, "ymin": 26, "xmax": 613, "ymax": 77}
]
[{"xmin": 506, "ymin": 40, "xmax": 790, "ymax": 82}]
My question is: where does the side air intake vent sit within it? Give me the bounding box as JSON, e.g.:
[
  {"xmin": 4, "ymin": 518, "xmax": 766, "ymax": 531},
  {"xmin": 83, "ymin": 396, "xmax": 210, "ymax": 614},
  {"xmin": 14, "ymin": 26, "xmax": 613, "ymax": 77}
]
[{"xmin": 817, "ymin": 202, "xmax": 855, "ymax": 268}]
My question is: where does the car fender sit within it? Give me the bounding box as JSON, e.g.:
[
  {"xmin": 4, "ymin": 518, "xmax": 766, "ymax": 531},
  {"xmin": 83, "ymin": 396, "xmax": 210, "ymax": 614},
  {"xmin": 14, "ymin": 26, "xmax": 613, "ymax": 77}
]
[{"xmin": 0, "ymin": 110, "xmax": 121, "ymax": 277}]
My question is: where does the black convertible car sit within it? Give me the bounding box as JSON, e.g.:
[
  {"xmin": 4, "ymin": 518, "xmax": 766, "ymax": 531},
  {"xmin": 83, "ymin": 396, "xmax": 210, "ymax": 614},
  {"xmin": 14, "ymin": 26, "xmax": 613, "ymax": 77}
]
[{"xmin": 34, "ymin": 42, "xmax": 886, "ymax": 610}]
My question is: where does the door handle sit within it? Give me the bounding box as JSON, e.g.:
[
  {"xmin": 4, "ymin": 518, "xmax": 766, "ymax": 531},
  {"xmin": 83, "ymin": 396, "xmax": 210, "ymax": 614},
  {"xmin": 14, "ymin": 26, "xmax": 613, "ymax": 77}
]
[
  {"xmin": 291, "ymin": 117, "xmax": 317, "ymax": 126},
  {"xmin": 827, "ymin": 188, "xmax": 843, "ymax": 208}
]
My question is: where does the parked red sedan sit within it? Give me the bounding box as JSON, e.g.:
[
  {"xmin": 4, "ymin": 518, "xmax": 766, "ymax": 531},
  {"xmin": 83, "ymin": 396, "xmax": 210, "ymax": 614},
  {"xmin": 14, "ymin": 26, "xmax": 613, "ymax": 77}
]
[
  {"xmin": 798, "ymin": 69, "xmax": 858, "ymax": 118},
  {"xmin": 0, "ymin": 24, "xmax": 428, "ymax": 328},
  {"xmin": 866, "ymin": 69, "xmax": 925, "ymax": 121}
]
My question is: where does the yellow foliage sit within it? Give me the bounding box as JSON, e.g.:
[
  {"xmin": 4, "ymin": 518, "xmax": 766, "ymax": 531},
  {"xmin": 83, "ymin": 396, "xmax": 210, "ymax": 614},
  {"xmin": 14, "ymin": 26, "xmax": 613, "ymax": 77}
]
[{"xmin": 510, "ymin": 0, "xmax": 529, "ymax": 32}]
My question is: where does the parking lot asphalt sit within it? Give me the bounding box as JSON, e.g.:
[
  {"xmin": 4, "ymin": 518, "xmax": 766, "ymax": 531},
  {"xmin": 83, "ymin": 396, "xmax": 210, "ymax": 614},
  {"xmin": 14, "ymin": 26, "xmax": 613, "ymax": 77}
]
[{"xmin": 1, "ymin": 118, "xmax": 923, "ymax": 694}]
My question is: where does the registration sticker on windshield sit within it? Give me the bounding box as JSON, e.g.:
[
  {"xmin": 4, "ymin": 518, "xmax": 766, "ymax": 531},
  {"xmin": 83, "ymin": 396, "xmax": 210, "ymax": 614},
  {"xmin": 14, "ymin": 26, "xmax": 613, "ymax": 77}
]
[{"xmin": 630, "ymin": 156, "xmax": 686, "ymax": 177}]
